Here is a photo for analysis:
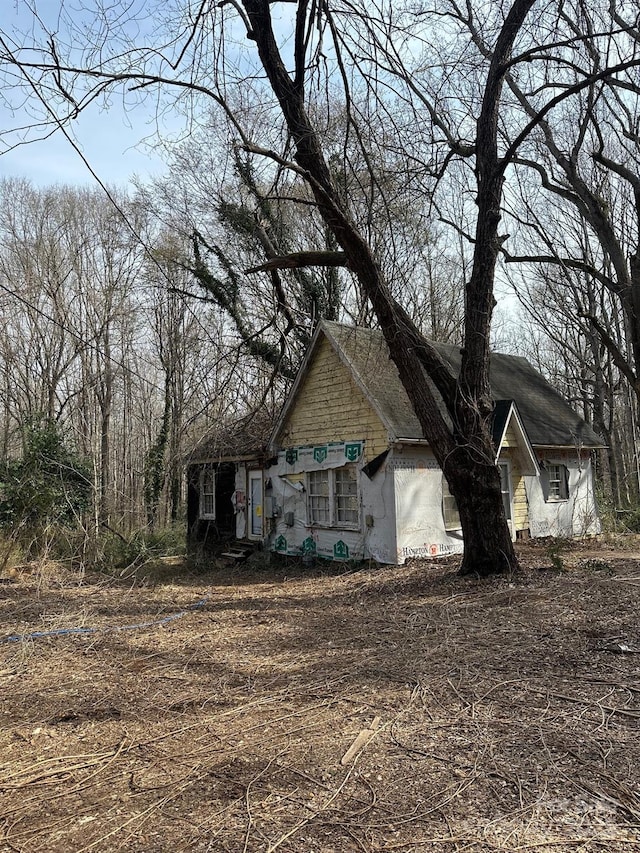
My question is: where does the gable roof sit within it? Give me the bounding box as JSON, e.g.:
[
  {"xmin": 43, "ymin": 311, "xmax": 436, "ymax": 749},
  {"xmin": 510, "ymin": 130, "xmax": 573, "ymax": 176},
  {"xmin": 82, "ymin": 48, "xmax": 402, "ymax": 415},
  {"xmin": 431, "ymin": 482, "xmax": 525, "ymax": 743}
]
[
  {"xmin": 491, "ymin": 400, "xmax": 539, "ymax": 475},
  {"xmin": 271, "ymin": 321, "xmax": 604, "ymax": 450}
]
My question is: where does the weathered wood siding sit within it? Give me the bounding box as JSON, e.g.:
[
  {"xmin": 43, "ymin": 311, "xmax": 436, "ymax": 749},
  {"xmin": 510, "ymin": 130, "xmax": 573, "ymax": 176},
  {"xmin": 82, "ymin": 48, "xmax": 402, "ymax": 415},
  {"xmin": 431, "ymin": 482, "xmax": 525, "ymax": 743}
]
[
  {"xmin": 501, "ymin": 423, "xmax": 519, "ymax": 448},
  {"xmin": 512, "ymin": 464, "xmax": 529, "ymax": 531},
  {"xmin": 501, "ymin": 450, "xmax": 529, "ymax": 531},
  {"xmin": 278, "ymin": 337, "xmax": 388, "ymax": 459},
  {"xmin": 498, "ymin": 423, "xmax": 530, "ymax": 532}
]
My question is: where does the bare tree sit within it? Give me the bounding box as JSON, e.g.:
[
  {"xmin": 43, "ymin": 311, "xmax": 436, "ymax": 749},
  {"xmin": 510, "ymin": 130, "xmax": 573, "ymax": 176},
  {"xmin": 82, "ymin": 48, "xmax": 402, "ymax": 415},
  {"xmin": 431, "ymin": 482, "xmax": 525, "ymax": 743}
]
[
  {"xmin": 62, "ymin": 188, "xmax": 147, "ymax": 527},
  {"xmin": 510, "ymin": 261, "xmax": 623, "ymax": 502},
  {"xmin": 0, "ymin": 180, "xmax": 87, "ymax": 429},
  {"xmin": 4, "ymin": 1, "xmax": 639, "ymax": 571},
  {"xmin": 487, "ymin": 1, "xmax": 640, "ymax": 400},
  {"xmin": 0, "ymin": 179, "xmax": 231, "ymax": 540}
]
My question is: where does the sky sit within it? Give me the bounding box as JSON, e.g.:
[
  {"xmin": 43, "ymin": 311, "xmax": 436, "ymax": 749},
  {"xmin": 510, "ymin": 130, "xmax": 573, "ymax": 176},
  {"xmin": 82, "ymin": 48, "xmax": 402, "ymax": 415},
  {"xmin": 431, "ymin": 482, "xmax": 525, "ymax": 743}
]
[
  {"xmin": 0, "ymin": 100, "xmax": 170, "ymax": 188},
  {"xmin": 0, "ymin": 0, "xmax": 295, "ymax": 190},
  {"xmin": 0, "ymin": 0, "xmax": 183, "ymax": 189},
  {"xmin": 0, "ymin": 0, "xmax": 293, "ymax": 186}
]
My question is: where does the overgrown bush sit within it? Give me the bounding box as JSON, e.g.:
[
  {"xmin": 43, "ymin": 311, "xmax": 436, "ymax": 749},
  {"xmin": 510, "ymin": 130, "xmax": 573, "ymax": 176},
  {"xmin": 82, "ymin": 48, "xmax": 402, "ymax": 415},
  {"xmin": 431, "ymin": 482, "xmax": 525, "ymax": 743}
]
[
  {"xmin": 0, "ymin": 419, "xmax": 92, "ymax": 558},
  {"xmin": 614, "ymin": 507, "xmax": 640, "ymax": 533},
  {"xmin": 594, "ymin": 485, "xmax": 640, "ymax": 534},
  {"xmin": 97, "ymin": 525, "xmax": 186, "ymax": 574}
]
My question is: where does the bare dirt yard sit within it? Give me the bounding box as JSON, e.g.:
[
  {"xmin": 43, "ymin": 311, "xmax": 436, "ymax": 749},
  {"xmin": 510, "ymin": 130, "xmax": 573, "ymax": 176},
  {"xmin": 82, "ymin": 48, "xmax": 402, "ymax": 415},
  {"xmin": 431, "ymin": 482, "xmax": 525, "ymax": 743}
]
[{"xmin": 2, "ymin": 538, "xmax": 640, "ymax": 853}]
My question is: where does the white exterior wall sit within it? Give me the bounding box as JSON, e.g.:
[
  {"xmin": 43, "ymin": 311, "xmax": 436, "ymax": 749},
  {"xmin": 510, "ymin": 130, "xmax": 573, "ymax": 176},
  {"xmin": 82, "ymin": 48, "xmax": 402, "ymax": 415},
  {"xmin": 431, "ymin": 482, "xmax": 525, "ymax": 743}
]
[
  {"xmin": 391, "ymin": 445, "xmax": 464, "ymax": 563},
  {"xmin": 265, "ymin": 440, "xmax": 397, "ymax": 562},
  {"xmin": 262, "ymin": 445, "xmax": 601, "ymax": 564},
  {"xmin": 265, "ymin": 442, "xmax": 465, "ymax": 565},
  {"xmin": 361, "ymin": 455, "xmax": 398, "ymax": 563},
  {"xmin": 234, "ymin": 463, "xmax": 248, "ymax": 540},
  {"xmin": 525, "ymin": 451, "xmax": 601, "ymax": 538}
]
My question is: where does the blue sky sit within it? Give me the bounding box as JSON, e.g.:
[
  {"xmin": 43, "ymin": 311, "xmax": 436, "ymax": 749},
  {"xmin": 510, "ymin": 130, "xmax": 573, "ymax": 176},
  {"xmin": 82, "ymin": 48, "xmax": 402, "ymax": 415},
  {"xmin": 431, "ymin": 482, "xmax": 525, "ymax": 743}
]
[
  {"xmin": 0, "ymin": 0, "xmax": 301, "ymax": 188},
  {"xmin": 0, "ymin": 100, "xmax": 170, "ymax": 188},
  {"xmin": 0, "ymin": 0, "xmax": 298, "ymax": 189},
  {"xmin": 0, "ymin": 0, "xmax": 177, "ymax": 188}
]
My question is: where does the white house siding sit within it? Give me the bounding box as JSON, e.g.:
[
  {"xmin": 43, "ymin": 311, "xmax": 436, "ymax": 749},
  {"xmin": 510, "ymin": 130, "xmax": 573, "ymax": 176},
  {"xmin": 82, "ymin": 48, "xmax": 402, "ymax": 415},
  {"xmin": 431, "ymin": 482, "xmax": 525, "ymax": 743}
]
[
  {"xmin": 361, "ymin": 453, "xmax": 398, "ymax": 564},
  {"xmin": 235, "ymin": 463, "xmax": 248, "ymax": 540},
  {"xmin": 525, "ymin": 451, "xmax": 601, "ymax": 538},
  {"xmin": 265, "ymin": 440, "xmax": 397, "ymax": 562},
  {"xmin": 391, "ymin": 445, "xmax": 465, "ymax": 564},
  {"xmin": 262, "ymin": 444, "xmax": 600, "ymax": 564}
]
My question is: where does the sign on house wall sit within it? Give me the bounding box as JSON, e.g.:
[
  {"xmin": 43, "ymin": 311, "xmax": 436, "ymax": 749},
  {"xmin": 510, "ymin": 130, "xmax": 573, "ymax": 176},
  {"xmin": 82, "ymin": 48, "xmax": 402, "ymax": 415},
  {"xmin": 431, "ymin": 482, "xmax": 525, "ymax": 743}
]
[
  {"xmin": 268, "ymin": 440, "xmax": 374, "ymax": 561},
  {"xmin": 277, "ymin": 440, "xmax": 364, "ymax": 474}
]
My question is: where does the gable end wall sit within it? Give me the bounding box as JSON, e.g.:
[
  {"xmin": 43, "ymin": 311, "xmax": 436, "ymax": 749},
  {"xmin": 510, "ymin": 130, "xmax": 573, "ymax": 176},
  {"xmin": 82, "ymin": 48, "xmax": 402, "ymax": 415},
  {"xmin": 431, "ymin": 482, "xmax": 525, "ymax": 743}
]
[{"xmin": 278, "ymin": 336, "xmax": 388, "ymax": 459}]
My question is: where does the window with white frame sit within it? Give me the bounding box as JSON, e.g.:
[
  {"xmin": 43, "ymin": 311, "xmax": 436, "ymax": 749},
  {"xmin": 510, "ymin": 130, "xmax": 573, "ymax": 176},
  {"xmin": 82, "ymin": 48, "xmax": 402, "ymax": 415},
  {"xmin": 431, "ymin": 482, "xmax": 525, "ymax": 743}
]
[
  {"xmin": 199, "ymin": 467, "xmax": 216, "ymax": 519},
  {"xmin": 307, "ymin": 466, "xmax": 359, "ymax": 528},
  {"xmin": 442, "ymin": 476, "xmax": 461, "ymax": 530},
  {"xmin": 545, "ymin": 463, "xmax": 569, "ymax": 501}
]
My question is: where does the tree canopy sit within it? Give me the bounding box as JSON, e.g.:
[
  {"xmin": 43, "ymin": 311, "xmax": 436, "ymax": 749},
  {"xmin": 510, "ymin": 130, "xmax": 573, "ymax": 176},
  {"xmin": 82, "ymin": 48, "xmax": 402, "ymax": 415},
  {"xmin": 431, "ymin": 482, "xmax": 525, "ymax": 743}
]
[{"xmin": 2, "ymin": 1, "xmax": 640, "ymax": 570}]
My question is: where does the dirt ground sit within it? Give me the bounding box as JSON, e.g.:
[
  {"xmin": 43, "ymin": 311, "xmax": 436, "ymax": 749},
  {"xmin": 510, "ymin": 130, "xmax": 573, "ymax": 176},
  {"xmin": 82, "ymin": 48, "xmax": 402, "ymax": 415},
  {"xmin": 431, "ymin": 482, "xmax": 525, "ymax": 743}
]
[{"xmin": 1, "ymin": 538, "xmax": 640, "ymax": 853}]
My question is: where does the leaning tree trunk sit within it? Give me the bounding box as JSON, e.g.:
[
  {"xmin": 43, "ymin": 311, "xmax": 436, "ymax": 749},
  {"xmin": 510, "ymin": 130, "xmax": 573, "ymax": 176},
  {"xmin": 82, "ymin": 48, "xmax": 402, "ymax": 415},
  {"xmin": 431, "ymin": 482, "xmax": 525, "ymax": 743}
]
[{"xmin": 241, "ymin": 0, "xmax": 526, "ymax": 575}]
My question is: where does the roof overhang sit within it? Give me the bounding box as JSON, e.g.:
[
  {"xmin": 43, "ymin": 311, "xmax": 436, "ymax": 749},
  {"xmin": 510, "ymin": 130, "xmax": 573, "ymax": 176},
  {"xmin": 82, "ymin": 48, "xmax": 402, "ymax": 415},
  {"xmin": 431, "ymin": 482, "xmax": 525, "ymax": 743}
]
[
  {"xmin": 494, "ymin": 401, "xmax": 539, "ymax": 476},
  {"xmin": 532, "ymin": 443, "xmax": 607, "ymax": 451},
  {"xmin": 186, "ymin": 450, "xmax": 264, "ymax": 466}
]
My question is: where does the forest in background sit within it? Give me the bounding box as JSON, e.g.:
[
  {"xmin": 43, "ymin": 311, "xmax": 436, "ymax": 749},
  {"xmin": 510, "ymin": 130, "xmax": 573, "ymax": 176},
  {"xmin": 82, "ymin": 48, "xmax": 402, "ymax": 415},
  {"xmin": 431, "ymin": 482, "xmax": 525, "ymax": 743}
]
[
  {"xmin": 0, "ymin": 169, "xmax": 635, "ymax": 569},
  {"xmin": 1, "ymin": 1, "xmax": 640, "ymax": 568}
]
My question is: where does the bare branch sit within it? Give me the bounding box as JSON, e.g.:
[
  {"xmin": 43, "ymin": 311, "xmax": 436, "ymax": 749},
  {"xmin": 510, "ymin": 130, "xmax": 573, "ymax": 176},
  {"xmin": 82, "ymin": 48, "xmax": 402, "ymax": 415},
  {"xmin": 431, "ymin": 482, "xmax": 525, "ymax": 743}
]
[{"xmin": 245, "ymin": 250, "xmax": 348, "ymax": 274}]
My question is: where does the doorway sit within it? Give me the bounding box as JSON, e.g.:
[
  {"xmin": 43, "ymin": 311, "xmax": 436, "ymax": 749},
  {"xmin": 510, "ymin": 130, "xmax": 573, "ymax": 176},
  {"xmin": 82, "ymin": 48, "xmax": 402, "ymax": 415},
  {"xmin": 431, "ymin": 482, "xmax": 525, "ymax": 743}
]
[{"xmin": 248, "ymin": 470, "xmax": 263, "ymax": 540}]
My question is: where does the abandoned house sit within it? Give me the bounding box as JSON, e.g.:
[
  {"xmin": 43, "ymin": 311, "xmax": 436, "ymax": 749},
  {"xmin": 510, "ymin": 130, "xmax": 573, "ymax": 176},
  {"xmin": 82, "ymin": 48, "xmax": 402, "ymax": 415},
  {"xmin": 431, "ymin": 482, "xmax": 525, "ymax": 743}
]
[
  {"xmin": 186, "ymin": 410, "xmax": 274, "ymax": 549},
  {"xmin": 188, "ymin": 321, "xmax": 604, "ymax": 564}
]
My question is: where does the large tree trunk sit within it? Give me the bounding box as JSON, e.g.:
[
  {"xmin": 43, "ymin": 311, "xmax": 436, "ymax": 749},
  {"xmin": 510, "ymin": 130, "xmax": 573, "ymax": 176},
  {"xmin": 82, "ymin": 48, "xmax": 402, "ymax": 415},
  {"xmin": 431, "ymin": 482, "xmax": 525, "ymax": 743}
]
[
  {"xmin": 241, "ymin": 0, "xmax": 527, "ymax": 575},
  {"xmin": 446, "ymin": 447, "xmax": 511, "ymax": 575}
]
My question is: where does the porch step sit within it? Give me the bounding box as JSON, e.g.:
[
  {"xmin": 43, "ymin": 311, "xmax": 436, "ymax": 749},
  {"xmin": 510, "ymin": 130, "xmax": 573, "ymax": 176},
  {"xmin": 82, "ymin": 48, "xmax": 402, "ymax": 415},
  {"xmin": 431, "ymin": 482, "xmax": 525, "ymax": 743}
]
[{"xmin": 220, "ymin": 546, "xmax": 254, "ymax": 562}]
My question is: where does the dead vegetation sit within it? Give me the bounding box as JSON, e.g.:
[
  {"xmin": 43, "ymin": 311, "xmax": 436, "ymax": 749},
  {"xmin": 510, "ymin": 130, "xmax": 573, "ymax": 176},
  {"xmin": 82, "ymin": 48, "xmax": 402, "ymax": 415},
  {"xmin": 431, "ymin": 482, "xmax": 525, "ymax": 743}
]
[{"xmin": 1, "ymin": 539, "xmax": 640, "ymax": 852}]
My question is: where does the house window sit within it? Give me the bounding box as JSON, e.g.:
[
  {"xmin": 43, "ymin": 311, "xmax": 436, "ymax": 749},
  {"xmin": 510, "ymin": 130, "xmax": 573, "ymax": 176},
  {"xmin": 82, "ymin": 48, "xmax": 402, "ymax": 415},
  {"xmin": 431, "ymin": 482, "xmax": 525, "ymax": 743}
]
[
  {"xmin": 335, "ymin": 466, "xmax": 359, "ymax": 525},
  {"xmin": 307, "ymin": 466, "xmax": 359, "ymax": 528},
  {"xmin": 200, "ymin": 467, "xmax": 216, "ymax": 519},
  {"xmin": 545, "ymin": 463, "xmax": 569, "ymax": 501},
  {"xmin": 442, "ymin": 476, "xmax": 461, "ymax": 530},
  {"xmin": 308, "ymin": 470, "xmax": 330, "ymax": 525}
]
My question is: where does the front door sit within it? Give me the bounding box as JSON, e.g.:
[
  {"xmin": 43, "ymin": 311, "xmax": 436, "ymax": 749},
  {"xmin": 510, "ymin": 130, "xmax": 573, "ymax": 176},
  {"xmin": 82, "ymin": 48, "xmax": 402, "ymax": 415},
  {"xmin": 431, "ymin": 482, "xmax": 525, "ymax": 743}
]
[
  {"xmin": 248, "ymin": 470, "xmax": 263, "ymax": 540},
  {"xmin": 499, "ymin": 461, "xmax": 514, "ymax": 538}
]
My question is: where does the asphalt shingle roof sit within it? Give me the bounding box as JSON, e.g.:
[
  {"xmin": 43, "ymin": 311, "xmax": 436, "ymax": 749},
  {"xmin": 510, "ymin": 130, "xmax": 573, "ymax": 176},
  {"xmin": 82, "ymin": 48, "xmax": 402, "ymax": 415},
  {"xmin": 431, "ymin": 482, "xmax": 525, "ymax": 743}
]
[{"xmin": 322, "ymin": 321, "xmax": 604, "ymax": 448}]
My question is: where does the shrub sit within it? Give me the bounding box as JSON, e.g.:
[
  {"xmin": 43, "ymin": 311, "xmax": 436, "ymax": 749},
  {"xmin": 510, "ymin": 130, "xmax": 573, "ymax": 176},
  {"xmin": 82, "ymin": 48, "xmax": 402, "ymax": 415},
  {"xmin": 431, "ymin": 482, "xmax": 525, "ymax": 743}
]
[
  {"xmin": 0, "ymin": 419, "xmax": 92, "ymax": 557},
  {"xmin": 616, "ymin": 507, "xmax": 640, "ymax": 533},
  {"xmin": 97, "ymin": 525, "xmax": 186, "ymax": 574}
]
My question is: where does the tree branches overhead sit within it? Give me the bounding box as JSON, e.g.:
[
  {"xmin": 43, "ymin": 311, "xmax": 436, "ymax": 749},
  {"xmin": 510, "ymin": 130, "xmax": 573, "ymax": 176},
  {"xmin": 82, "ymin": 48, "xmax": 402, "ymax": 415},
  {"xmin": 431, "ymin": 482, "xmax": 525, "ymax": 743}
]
[{"xmin": 3, "ymin": 0, "xmax": 640, "ymax": 566}]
